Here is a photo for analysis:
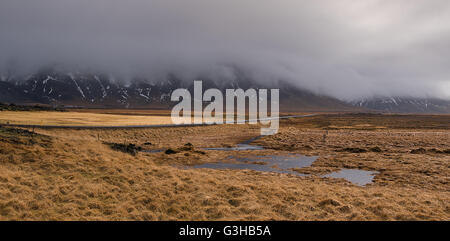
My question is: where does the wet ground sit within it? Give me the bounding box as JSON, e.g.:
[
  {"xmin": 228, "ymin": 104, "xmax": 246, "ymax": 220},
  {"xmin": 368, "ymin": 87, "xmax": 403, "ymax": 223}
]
[
  {"xmin": 192, "ymin": 154, "xmax": 378, "ymax": 186},
  {"xmin": 193, "ymin": 154, "xmax": 316, "ymax": 177},
  {"xmin": 140, "ymin": 135, "xmax": 381, "ymax": 186},
  {"xmin": 203, "ymin": 136, "xmax": 265, "ymax": 151},
  {"xmin": 322, "ymin": 169, "xmax": 379, "ymax": 186},
  {"xmin": 191, "ymin": 136, "xmax": 379, "ymax": 186}
]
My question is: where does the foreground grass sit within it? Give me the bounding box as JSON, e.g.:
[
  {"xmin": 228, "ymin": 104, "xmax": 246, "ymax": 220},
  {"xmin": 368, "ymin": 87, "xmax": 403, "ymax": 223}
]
[{"xmin": 0, "ymin": 113, "xmax": 448, "ymax": 220}]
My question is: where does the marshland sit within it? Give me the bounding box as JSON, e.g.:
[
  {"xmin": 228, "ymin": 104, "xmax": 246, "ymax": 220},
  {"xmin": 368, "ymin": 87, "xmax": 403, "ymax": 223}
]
[{"xmin": 0, "ymin": 110, "xmax": 448, "ymax": 220}]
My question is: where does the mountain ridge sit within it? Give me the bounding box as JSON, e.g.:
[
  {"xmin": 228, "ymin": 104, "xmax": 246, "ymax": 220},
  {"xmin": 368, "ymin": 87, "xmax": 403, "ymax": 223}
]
[
  {"xmin": 351, "ymin": 97, "xmax": 450, "ymax": 113},
  {"xmin": 1, "ymin": 70, "xmax": 450, "ymax": 113},
  {"xmin": 0, "ymin": 70, "xmax": 356, "ymax": 112}
]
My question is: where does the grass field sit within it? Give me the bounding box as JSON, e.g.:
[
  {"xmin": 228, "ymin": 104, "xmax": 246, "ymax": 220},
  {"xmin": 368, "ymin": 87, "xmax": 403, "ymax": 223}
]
[
  {"xmin": 0, "ymin": 111, "xmax": 448, "ymax": 220},
  {"xmin": 0, "ymin": 110, "xmax": 272, "ymax": 127},
  {"xmin": 0, "ymin": 111, "xmax": 174, "ymax": 126}
]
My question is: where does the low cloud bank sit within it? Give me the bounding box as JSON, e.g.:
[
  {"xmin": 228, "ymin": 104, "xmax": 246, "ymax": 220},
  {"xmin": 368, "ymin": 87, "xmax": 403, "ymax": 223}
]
[{"xmin": 1, "ymin": 0, "xmax": 449, "ymax": 100}]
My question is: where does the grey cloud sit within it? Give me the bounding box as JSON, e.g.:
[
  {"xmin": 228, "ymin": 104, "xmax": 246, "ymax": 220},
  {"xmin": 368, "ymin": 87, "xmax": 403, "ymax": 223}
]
[{"xmin": 0, "ymin": 0, "xmax": 449, "ymax": 100}]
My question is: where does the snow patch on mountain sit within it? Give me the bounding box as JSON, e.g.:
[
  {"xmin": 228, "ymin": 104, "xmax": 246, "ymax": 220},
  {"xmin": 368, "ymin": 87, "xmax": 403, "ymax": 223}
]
[{"xmin": 68, "ymin": 73, "xmax": 86, "ymax": 99}]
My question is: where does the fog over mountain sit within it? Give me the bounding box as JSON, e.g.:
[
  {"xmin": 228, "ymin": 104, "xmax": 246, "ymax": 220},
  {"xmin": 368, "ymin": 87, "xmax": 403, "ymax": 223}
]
[{"xmin": 1, "ymin": 0, "xmax": 449, "ymax": 100}]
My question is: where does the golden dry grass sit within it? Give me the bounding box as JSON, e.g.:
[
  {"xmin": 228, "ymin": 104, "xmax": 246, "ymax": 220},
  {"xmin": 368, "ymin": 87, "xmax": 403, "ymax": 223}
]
[
  {"xmin": 0, "ymin": 112, "xmax": 448, "ymax": 220},
  {"xmin": 0, "ymin": 111, "xmax": 175, "ymax": 126},
  {"xmin": 0, "ymin": 110, "xmax": 253, "ymax": 127}
]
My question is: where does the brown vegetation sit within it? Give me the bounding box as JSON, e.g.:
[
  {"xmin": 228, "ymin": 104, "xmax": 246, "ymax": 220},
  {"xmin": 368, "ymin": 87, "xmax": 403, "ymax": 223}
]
[
  {"xmin": 0, "ymin": 112, "xmax": 448, "ymax": 220},
  {"xmin": 0, "ymin": 111, "xmax": 174, "ymax": 126}
]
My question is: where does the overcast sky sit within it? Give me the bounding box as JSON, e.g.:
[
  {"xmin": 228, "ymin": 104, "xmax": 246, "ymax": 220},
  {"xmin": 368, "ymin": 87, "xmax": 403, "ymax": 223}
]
[{"xmin": 0, "ymin": 0, "xmax": 449, "ymax": 100}]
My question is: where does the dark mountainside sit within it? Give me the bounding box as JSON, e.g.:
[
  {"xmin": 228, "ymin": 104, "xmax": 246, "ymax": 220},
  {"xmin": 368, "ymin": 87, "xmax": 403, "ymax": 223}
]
[
  {"xmin": 351, "ymin": 97, "xmax": 450, "ymax": 113},
  {"xmin": 0, "ymin": 69, "xmax": 355, "ymax": 111},
  {"xmin": 1, "ymin": 69, "xmax": 450, "ymax": 113}
]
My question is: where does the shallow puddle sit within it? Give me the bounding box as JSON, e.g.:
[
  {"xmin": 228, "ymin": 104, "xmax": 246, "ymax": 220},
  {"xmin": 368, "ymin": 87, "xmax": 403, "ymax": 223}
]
[
  {"xmin": 322, "ymin": 169, "xmax": 378, "ymax": 186},
  {"xmin": 203, "ymin": 136, "xmax": 264, "ymax": 151},
  {"xmin": 142, "ymin": 135, "xmax": 378, "ymax": 186},
  {"xmin": 192, "ymin": 154, "xmax": 317, "ymax": 177},
  {"xmin": 192, "ymin": 155, "xmax": 378, "ymax": 186},
  {"xmin": 203, "ymin": 144, "xmax": 264, "ymax": 151}
]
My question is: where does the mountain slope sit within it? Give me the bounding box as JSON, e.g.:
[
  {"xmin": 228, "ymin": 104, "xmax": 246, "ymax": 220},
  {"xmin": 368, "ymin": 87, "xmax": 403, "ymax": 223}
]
[
  {"xmin": 0, "ymin": 70, "xmax": 355, "ymax": 111},
  {"xmin": 351, "ymin": 97, "xmax": 450, "ymax": 113}
]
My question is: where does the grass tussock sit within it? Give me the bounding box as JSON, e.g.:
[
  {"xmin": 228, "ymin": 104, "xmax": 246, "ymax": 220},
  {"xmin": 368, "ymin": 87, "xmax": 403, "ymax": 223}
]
[{"xmin": 105, "ymin": 143, "xmax": 143, "ymax": 156}]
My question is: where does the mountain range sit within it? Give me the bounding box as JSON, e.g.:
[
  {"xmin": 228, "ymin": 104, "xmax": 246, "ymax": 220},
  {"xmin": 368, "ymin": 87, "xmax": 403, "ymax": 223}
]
[{"xmin": 1, "ymin": 69, "xmax": 449, "ymax": 113}]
